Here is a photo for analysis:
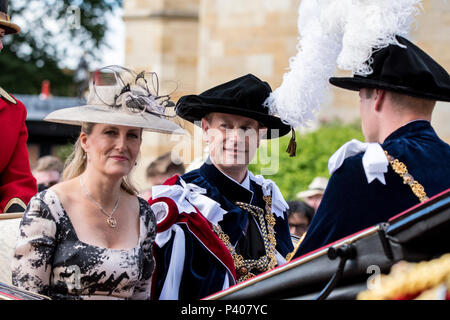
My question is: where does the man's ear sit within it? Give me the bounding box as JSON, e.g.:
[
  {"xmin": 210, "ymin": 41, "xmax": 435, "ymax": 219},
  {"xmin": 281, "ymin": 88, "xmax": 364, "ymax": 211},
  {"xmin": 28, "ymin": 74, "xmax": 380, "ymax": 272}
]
[
  {"xmin": 257, "ymin": 126, "xmax": 268, "ymax": 147},
  {"xmin": 201, "ymin": 117, "xmax": 210, "ymax": 143},
  {"xmin": 374, "ymin": 89, "xmax": 386, "ymax": 112}
]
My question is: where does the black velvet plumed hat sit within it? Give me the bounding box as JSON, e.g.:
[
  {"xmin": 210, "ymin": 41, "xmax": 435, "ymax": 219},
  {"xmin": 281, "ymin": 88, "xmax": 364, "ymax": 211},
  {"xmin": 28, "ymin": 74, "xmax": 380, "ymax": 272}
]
[
  {"xmin": 176, "ymin": 74, "xmax": 293, "ymax": 139},
  {"xmin": 329, "ymin": 36, "xmax": 450, "ymax": 102}
]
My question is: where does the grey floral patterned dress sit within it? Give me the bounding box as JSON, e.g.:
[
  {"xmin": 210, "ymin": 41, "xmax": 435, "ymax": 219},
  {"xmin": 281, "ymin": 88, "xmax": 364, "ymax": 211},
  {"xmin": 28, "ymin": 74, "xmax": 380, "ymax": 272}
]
[{"xmin": 11, "ymin": 189, "xmax": 156, "ymax": 300}]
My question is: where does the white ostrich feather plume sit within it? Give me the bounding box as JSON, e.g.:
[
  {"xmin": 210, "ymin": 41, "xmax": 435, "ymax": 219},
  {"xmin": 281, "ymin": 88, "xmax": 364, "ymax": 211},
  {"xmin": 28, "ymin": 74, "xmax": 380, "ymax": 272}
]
[{"xmin": 264, "ymin": 0, "xmax": 422, "ymax": 129}]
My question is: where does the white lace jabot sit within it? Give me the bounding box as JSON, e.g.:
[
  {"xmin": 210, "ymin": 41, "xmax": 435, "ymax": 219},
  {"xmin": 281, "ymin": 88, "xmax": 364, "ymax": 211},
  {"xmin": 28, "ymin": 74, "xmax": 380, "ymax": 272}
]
[{"xmin": 328, "ymin": 139, "xmax": 389, "ymax": 184}]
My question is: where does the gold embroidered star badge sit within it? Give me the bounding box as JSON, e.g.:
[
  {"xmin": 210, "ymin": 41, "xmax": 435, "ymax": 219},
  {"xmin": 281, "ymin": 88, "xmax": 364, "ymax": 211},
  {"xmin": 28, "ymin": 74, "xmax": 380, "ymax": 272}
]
[{"xmin": 0, "ymin": 87, "xmax": 17, "ymax": 104}]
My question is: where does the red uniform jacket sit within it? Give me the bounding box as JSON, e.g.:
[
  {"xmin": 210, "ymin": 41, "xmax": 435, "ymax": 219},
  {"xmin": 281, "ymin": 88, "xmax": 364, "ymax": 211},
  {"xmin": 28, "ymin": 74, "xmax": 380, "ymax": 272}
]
[{"xmin": 0, "ymin": 91, "xmax": 37, "ymax": 213}]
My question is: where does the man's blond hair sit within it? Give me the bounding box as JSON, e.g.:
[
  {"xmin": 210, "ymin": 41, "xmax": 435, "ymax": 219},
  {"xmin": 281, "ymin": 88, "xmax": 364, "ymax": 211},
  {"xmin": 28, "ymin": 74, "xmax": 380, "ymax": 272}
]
[{"xmin": 363, "ymin": 88, "xmax": 436, "ymax": 115}]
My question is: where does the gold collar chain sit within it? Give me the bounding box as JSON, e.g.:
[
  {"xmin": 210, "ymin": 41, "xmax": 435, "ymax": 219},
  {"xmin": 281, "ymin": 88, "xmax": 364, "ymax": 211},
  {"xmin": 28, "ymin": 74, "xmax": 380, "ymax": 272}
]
[
  {"xmin": 212, "ymin": 195, "xmax": 277, "ymax": 283},
  {"xmin": 384, "ymin": 151, "xmax": 428, "ymax": 202}
]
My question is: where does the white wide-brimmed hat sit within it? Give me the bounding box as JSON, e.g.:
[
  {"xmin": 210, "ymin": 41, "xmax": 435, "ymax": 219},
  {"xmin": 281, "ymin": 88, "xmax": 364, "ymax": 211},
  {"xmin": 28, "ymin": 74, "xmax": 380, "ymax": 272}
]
[
  {"xmin": 296, "ymin": 177, "xmax": 329, "ymax": 199},
  {"xmin": 45, "ymin": 66, "xmax": 185, "ymax": 135}
]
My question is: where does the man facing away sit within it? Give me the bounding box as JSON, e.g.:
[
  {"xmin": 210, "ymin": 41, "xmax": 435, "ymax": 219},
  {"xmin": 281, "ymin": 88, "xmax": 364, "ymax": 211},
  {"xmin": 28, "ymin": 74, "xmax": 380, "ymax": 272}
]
[
  {"xmin": 294, "ymin": 36, "xmax": 450, "ymax": 258},
  {"xmin": 149, "ymin": 74, "xmax": 294, "ymax": 299}
]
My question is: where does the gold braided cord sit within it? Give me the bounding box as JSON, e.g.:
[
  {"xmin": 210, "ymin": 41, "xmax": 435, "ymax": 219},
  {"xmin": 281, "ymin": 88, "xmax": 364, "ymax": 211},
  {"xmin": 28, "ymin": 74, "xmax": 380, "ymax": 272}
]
[
  {"xmin": 212, "ymin": 197, "xmax": 278, "ymax": 283},
  {"xmin": 384, "ymin": 151, "xmax": 429, "ymax": 202},
  {"xmin": 285, "ymin": 232, "xmax": 307, "ymax": 262},
  {"xmin": 414, "ymin": 277, "xmax": 450, "ymax": 300},
  {"xmin": 357, "ymin": 253, "xmax": 450, "ymax": 300}
]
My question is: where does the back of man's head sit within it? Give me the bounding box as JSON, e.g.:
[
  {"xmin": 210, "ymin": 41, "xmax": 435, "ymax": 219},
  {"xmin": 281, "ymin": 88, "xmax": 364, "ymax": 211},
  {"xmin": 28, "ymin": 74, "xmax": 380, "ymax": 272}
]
[
  {"xmin": 387, "ymin": 91, "xmax": 436, "ymax": 116},
  {"xmin": 363, "ymin": 88, "xmax": 436, "ymax": 118}
]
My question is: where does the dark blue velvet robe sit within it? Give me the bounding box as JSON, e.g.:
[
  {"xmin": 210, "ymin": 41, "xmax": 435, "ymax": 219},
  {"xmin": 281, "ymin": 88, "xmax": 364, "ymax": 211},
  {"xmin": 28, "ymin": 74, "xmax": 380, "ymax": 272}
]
[
  {"xmin": 294, "ymin": 121, "xmax": 450, "ymax": 258},
  {"xmin": 153, "ymin": 162, "xmax": 293, "ymax": 300}
]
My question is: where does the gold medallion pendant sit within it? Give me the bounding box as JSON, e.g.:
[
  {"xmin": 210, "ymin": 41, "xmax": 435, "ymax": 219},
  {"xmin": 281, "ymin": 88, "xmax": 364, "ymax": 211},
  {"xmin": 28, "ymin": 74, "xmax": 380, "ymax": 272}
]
[
  {"xmin": 107, "ymin": 217, "xmax": 117, "ymax": 228},
  {"xmin": 80, "ymin": 177, "xmax": 121, "ymax": 229}
]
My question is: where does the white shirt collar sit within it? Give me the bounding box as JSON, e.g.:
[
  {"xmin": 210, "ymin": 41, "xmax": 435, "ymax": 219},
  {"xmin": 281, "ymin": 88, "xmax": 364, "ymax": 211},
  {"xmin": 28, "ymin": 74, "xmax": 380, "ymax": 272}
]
[
  {"xmin": 209, "ymin": 157, "xmax": 251, "ymax": 191},
  {"xmin": 220, "ymin": 169, "xmax": 251, "ymax": 191}
]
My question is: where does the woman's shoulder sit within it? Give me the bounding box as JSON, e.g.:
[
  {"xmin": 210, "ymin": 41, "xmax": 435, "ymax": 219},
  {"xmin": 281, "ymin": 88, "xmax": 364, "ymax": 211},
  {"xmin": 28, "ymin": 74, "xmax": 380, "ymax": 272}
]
[
  {"xmin": 28, "ymin": 188, "xmax": 59, "ymax": 206},
  {"xmin": 137, "ymin": 195, "xmax": 156, "ymax": 228},
  {"xmin": 137, "ymin": 195, "xmax": 153, "ymax": 216},
  {"xmin": 24, "ymin": 188, "xmax": 65, "ymax": 223}
]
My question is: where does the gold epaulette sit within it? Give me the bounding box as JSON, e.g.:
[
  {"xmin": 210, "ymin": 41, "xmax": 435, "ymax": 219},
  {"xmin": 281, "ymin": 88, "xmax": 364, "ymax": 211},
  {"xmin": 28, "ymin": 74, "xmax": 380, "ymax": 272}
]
[{"xmin": 0, "ymin": 86, "xmax": 17, "ymax": 104}]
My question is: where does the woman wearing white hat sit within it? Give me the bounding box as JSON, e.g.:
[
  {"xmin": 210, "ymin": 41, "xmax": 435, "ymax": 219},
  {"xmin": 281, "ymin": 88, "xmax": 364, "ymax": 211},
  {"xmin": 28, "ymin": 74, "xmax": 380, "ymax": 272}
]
[
  {"xmin": 296, "ymin": 177, "xmax": 329, "ymax": 212},
  {"xmin": 11, "ymin": 66, "xmax": 184, "ymax": 299}
]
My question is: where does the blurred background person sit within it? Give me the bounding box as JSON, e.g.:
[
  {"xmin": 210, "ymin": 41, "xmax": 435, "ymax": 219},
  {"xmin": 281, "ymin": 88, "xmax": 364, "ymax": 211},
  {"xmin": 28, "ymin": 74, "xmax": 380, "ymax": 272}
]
[
  {"xmin": 139, "ymin": 152, "xmax": 185, "ymax": 200},
  {"xmin": 32, "ymin": 155, "xmax": 63, "ymax": 192},
  {"xmin": 287, "ymin": 200, "xmax": 314, "ymax": 241},
  {"xmin": 296, "ymin": 177, "xmax": 328, "ymax": 212},
  {"xmin": 0, "ymin": 0, "xmax": 37, "ymax": 213}
]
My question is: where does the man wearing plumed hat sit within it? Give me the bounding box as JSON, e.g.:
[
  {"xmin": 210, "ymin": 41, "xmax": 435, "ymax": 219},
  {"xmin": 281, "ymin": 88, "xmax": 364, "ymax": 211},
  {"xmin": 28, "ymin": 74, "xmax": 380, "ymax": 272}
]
[
  {"xmin": 0, "ymin": 0, "xmax": 37, "ymax": 213},
  {"xmin": 148, "ymin": 74, "xmax": 295, "ymax": 299},
  {"xmin": 293, "ymin": 35, "xmax": 450, "ymax": 257}
]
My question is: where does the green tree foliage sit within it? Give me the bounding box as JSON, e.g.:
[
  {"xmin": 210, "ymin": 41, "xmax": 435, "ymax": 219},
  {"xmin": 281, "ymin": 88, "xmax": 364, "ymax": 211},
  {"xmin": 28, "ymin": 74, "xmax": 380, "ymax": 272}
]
[
  {"xmin": 55, "ymin": 143, "xmax": 74, "ymax": 164},
  {"xmin": 0, "ymin": 0, "xmax": 122, "ymax": 95},
  {"xmin": 249, "ymin": 120, "xmax": 364, "ymax": 200}
]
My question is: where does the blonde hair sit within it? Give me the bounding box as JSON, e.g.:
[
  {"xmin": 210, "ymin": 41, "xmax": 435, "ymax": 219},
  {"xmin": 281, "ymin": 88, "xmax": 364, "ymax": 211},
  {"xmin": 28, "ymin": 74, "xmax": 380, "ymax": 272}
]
[
  {"xmin": 387, "ymin": 91, "xmax": 436, "ymax": 115},
  {"xmin": 363, "ymin": 88, "xmax": 436, "ymax": 115},
  {"xmin": 62, "ymin": 122, "xmax": 140, "ymax": 195}
]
